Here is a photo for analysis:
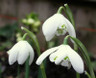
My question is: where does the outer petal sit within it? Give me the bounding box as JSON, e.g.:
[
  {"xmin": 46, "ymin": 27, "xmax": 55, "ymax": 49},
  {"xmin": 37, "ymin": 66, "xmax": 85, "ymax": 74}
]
[
  {"xmin": 66, "ymin": 45, "xmax": 84, "ymax": 73},
  {"xmin": 49, "ymin": 51, "xmax": 59, "ymax": 62},
  {"xmin": 17, "ymin": 41, "xmax": 29, "ymax": 65},
  {"xmin": 49, "ymin": 45, "xmax": 66, "ymax": 63},
  {"xmin": 63, "ymin": 16, "xmax": 76, "ymax": 37},
  {"xmin": 8, "ymin": 50, "xmax": 18, "ymax": 65},
  {"xmin": 54, "ymin": 46, "xmax": 67, "ymax": 65},
  {"xmin": 42, "ymin": 14, "xmax": 67, "ymax": 41},
  {"xmin": 26, "ymin": 42, "xmax": 34, "ymax": 65},
  {"xmin": 7, "ymin": 42, "xmax": 20, "ymax": 65},
  {"xmin": 36, "ymin": 47, "xmax": 58, "ymax": 65}
]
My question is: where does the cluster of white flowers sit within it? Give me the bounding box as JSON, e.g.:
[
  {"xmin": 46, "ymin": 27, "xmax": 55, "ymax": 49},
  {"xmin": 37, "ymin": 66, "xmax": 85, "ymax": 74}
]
[{"xmin": 7, "ymin": 12, "xmax": 84, "ymax": 74}]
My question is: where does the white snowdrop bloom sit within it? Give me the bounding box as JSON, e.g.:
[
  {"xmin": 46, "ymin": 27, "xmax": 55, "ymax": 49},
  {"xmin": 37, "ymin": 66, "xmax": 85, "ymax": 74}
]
[
  {"xmin": 7, "ymin": 40, "xmax": 34, "ymax": 65},
  {"xmin": 36, "ymin": 45, "xmax": 84, "ymax": 73},
  {"xmin": 27, "ymin": 18, "xmax": 35, "ymax": 24},
  {"xmin": 42, "ymin": 13, "xmax": 76, "ymax": 41}
]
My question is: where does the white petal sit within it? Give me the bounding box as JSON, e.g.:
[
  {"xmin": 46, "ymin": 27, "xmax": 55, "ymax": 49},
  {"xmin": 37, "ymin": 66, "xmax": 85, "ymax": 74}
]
[
  {"xmin": 42, "ymin": 14, "xmax": 66, "ymax": 41},
  {"xmin": 54, "ymin": 47, "xmax": 67, "ymax": 65},
  {"xmin": 36, "ymin": 47, "xmax": 58, "ymax": 65},
  {"xmin": 45, "ymin": 34, "xmax": 55, "ymax": 41},
  {"xmin": 17, "ymin": 42, "xmax": 29, "ymax": 65},
  {"xmin": 49, "ymin": 45, "xmax": 64, "ymax": 62},
  {"xmin": 63, "ymin": 16, "xmax": 76, "ymax": 42},
  {"xmin": 26, "ymin": 42, "xmax": 34, "ymax": 65},
  {"xmin": 7, "ymin": 42, "xmax": 20, "ymax": 65},
  {"xmin": 66, "ymin": 45, "xmax": 84, "ymax": 73},
  {"xmin": 8, "ymin": 50, "xmax": 18, "ymax": 65},
  {"xmin": 49, "ymin": 50, "xmax": 60, "ymax": 62}
]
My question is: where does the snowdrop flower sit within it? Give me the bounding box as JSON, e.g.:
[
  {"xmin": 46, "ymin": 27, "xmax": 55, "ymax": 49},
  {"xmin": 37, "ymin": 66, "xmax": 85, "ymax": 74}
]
[
  {"xmin": 42, "ymin": 14, "xmax": 76, "ymax": 41},
  {"xmin": 27, "ymin": 18, "xmax": 35, "ymax": 24},
  {"xmin": 7, "ymin": 40, "xmax": 34, "ymax": 65},
  {"xmin": 36, "ymin": 45, "xmax": 84, "ymax": 73}
]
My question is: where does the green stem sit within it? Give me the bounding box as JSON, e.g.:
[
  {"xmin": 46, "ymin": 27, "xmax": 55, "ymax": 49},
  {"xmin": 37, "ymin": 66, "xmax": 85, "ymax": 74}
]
[
  {"xmin": 76, "ymin": 73, "xmax": 80, "ymax": 78},
  {"xmin": 0, "ymin": 63, "xmax": 1, "ymax": 78},
  {"xmin": 22, "ymin": 33, "xmax": 30, "ymax": 78},
  {"xmin": 85, "ymin": 71, "xmax": 92, "ymax": 78},
  {"xmin": 17, "ymin": 65, "xmax": 20, "ymax": 78},
  {"xmin": 63, "ymin": 35, "xmax": 70, "ymax": 45},
  {"xmin": 22, "ymin": 33, "xmax": 28, "ymax": 40},
  {"xmin": 25, "ymin": 57, "xmax": 30, "ymax": 78},
  {"xmin": 57, "ymin": 6, "xmax": 65, "ymax": 14},
  {"xmin": 74, "ymin": 41, "xmax": 80, "ymax": 78},
  {"xmin": 21, "ymin": 27, "xmax": 47, "ymax": 78}
]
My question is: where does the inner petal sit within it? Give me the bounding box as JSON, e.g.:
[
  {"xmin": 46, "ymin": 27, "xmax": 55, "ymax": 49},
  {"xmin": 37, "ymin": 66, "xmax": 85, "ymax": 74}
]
[
  {"xmin": 61, "ymin": 58, "xmax": 71, "ymax": 69},
  {"xmin": 56, "ymin": 24, "xmax": 67, "ymax": 36}
]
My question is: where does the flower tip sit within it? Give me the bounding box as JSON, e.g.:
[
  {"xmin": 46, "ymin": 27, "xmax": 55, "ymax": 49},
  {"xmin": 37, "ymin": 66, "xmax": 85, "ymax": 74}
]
[
  {"xmin": 36, "ymin": 61, "xmax": 41, "ymax": 65},
  {"xmin": 21, "ymin": 26, "xmax": 24, "ymax": 30},
  {"xmin": 7, "ymin": 51, "xmax": 10, "ymax": 55},
  {"xmin": 18, "ymin": 61, "xmax": 23, "ymax": 65},
  {"xmin": 77, "ymin": 68, "xmax": 84, "ymax": 74},
  {"xmin": 9, "ymin": 61, "xmax": 14, "ymax": 65},
  {"xmin": 64, "ymin": 4, "xmax": 67, "ymax": 6},
  {"xmin": 84, "ymin": 71, "xmax": 87, "ymax": 75}
]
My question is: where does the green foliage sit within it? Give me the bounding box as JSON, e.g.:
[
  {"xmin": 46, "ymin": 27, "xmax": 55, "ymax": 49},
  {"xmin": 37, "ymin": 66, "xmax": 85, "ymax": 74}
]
[
  {"xmin": 0, "ymin": 23, "xmax": 18, "ymax": 39},
  {"xmin": 26, "ymin": 12, "xmax": 39, "ymax": 21},
  {"xmin": 0, "ymin": 23, "xmax": 18, "ymax": 51},
  {"xmin": 64, "ymin": 4, "xmax": 75, "ymax": 28},
  {"xmin": 70, "ymin": 36, "xmax": 95, "ymax": 78}
]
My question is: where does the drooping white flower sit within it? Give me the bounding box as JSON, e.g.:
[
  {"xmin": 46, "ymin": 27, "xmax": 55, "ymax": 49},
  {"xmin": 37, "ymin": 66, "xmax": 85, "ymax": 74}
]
[
  {"xmin": 7, "ymin": 40, "xmax": 34, "ymax": 65},
  {"xmin": 42, "ymin": 13, "xmax": 76, "ymax": 41},
  {"xmin": 36, "ymin": 45, "xmax": 84, "ymax": 73},
  {"xmin": 27, "ymin": 18, "xmax": 35, "ymax": 24}
]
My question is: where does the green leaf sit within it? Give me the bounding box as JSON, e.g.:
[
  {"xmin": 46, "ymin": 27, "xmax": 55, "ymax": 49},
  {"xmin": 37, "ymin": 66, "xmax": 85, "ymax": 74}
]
[
  {"xmin": 64, "ymin": 4, "xmax": 75, "ymax": 28},
  {"xmin": 69, "ymin": 36, "xmax": 95, "ymax": 78}
]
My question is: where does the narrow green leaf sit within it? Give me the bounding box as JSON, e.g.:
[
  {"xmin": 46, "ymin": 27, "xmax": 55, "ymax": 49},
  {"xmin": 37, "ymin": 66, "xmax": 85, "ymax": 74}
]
[
  {"xmin": 21, "ymin": 27, "xmax": 40, "ymax": 55},
  {"xmin": 64, "ymin": 4, "xmax": 75, "ymax": 28},
  {"xmin": 69, "ymin": 36, "xmax": 95, "ymax": 78}
]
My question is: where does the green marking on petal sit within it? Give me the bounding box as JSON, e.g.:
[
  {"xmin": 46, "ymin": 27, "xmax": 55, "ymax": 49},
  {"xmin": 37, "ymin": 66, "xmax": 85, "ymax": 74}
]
[
  {"xmin": 54, "ymin": 56, "xmax": 58, "ymax": 61},
  {"xmin": 64, "ymin": 56, "xmax": 69, "ymax": 60},
  {"xmin": 61, "ymin": 24, "xmax": 65, "ymax": 28},
  {"xmin": 57, "ymin": 24, "xmax": 67, "ymax": 35}
]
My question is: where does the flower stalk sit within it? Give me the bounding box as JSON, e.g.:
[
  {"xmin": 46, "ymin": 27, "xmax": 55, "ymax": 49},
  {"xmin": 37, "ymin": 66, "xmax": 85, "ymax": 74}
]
[
  {"xmin": 25, "ymin": 57, "xmax": 30, "ymax": 78},
  {"xmin": 76, "ymin": 73, "xmax": 80, "ymax": 78},
  {"xmin": 22, "ymin": 33, "xmax": 30, "ymax": 78},
  {"xmin": 21, "ymin": 27, "xmax": 47, "ymax": 78},
  {"xmin": 0, "ymin": 63, "xmax": 1, "ymax": 78},
  {"xmin": 85, "ymin": 71, "xmax": 92, "ymax": 78},
  {"xmin": 17, "ymin": 65, "xmax": 20, "ymax": 78},
  {"xmin": 17, "ymin": 33, "xmax": 28, "ymax": 78},
  {"xmin": 57, "ymin": 6, "xmax": 65, "ymax": 14},
  {"xmin": 63, "ymin": 35, "xmax": 70, "ymax": 45}
]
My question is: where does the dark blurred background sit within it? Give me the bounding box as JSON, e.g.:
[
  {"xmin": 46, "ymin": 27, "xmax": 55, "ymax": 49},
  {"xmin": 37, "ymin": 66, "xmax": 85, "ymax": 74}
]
[{"xmin": 0, "ymin": 0, "xmax": 96, "ymax": 78}]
